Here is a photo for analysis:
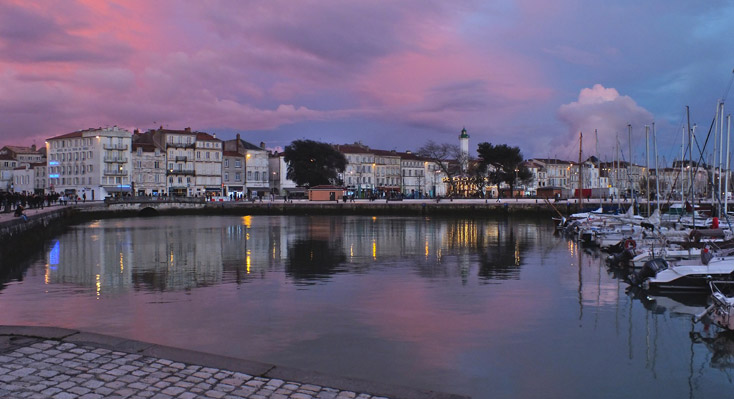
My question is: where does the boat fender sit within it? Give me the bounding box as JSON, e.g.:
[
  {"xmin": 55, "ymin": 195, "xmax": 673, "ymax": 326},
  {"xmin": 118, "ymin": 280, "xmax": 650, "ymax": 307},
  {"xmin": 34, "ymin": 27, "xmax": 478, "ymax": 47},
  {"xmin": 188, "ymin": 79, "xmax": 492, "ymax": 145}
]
[
  {"xmin": 701, "ymin": 247, "xmax": 713, "ymax": 266},
  {"xmin": 624, "ymin": 239, "xmax": 636, "ymax": 250}
]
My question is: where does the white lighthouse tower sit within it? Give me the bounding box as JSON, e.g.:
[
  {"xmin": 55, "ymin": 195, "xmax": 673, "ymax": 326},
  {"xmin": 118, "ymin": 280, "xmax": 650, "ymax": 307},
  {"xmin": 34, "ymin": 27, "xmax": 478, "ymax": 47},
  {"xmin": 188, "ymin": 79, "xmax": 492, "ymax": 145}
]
[{"xmin": 459, "ymin": 127, "xmax": 469, "ymax": 172}]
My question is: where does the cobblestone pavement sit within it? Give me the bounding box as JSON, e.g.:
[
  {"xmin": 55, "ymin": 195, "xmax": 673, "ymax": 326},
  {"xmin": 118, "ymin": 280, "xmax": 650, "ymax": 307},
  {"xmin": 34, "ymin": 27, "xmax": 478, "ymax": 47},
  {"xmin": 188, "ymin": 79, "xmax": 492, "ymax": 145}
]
[{"xmin": 0, "ymin": 337, "xmax": 390, "ymax": 399}]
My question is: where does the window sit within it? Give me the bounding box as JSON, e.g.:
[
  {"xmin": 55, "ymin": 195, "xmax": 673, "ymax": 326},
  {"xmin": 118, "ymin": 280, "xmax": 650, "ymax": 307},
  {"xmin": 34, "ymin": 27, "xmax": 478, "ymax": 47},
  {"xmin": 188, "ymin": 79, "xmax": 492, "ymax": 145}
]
[
  {"xmin": 247, "ymin": 171, "xmax": 252, "ymax": 179},
  {"xmin": 206, "ymin": 152, "xmax": 210, "ymax": 159},
  {"xmin": 224, "ymin": 173, "xmax": 229, "ymax": 181},
  {"xmin": 235, "ymin": 172, "xmax": 241, "ymax": 181},
  {"xmin": 254, "ymin": 171, "xmax": 259, "ymax": 180},
  {"xmin": 154, "ymin": 161, "xmax": 160, "ymax": 168},
  {"xmin": 235, "ymin": 160, "xmax": 241, "ymax": 168},
  {"xmin": 197, "ymin": 151, "xmax": 201, "ymax": 159},
  {"xmin": 224, "ymin": 159, "xmax": 229, "ymax": 168}
]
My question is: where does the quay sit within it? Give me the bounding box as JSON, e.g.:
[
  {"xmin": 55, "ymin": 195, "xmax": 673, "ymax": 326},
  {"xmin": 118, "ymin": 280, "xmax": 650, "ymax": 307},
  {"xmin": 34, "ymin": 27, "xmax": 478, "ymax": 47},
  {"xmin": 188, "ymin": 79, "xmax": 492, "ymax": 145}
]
[{"xmin": 0, "ymin": 326, "xmax": 466, "ymax": 399}]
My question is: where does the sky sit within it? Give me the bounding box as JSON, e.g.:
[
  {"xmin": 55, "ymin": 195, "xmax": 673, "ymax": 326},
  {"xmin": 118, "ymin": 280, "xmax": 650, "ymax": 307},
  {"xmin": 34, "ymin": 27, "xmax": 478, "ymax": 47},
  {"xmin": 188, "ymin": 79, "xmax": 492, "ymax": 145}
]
[{"xmin": 1, "ymin": 0, "xmax": 733, "ymax": 164}]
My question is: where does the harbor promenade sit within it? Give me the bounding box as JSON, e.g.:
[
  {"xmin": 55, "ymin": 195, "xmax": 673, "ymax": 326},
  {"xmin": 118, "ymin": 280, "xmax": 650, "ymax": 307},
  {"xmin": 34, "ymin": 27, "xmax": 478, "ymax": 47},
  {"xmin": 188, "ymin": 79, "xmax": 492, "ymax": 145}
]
[{"xmin": 0, "ymin": 327, "xmax": 466, "ymax": 399}]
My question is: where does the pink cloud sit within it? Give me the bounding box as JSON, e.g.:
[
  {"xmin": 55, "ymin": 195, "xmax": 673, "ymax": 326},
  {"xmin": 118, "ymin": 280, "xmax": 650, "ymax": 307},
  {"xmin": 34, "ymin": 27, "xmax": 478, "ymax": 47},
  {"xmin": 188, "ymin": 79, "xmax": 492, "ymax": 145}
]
[{"xmin": 556, "ymin": 84, "xmax": 654, "ymax": 161}]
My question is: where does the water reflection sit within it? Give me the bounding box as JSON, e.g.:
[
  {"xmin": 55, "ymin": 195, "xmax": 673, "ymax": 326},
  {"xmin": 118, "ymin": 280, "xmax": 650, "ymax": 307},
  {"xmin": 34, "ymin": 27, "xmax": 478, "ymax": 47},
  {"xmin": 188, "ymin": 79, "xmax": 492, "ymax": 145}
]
[
  {"xmin": 28, "ymin": 216, "xmax": 542, "ymax": 294},
  {"xmin": 9, "ymin": 215, "xmax": 734, "ymax": 398},
  {"xmin": 286, "ymin": 240, "xmax": 346, "ymax": 281}
]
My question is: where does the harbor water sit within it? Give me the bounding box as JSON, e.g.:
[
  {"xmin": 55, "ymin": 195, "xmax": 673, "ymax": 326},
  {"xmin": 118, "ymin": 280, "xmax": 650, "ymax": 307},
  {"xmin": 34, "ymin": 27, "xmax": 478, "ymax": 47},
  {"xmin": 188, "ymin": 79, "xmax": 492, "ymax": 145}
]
[{"xmin": 0, "ymin": 215, "xmax": 731, "ymax": 398}]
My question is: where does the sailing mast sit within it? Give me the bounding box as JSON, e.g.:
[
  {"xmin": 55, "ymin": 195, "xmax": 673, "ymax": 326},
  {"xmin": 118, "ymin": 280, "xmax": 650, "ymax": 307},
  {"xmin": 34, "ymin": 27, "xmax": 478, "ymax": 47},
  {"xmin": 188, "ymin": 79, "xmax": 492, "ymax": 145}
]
[
  {"xmin": 578, "ymin": 132, "xmax": 583, "ymax": 209},
  {"xmin": 653, "ymin": 123, "xmax": 660, "ymax": 212},
  {"xmin": 646, "ymin": 125, "xmax": 650, "ymax": 216}
]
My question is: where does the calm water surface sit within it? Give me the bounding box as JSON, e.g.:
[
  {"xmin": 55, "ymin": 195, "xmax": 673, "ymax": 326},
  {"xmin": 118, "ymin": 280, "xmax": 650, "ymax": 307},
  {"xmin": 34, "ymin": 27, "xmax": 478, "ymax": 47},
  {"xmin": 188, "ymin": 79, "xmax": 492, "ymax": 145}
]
[{"xmin": 1, "ymin": 215, "xmax": 732, "ymax": 398}]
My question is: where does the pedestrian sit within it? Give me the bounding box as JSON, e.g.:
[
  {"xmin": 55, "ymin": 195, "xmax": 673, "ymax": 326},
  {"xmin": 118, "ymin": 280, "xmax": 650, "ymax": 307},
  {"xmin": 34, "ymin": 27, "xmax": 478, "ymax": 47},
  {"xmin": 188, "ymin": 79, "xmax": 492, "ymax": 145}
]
[
  {"xmin": 14, "ymin": 204, "xmax": 28, "ymax": 222},
  {"xmin": 82, "ymin": 193, "xmax": 86, "ymax": 203}
]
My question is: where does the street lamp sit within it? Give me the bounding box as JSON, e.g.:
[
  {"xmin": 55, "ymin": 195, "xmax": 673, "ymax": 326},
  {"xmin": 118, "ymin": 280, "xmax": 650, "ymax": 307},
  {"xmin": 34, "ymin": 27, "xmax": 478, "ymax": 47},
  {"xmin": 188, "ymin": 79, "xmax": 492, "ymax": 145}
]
[{"xmin": 514, "ymin": 168, "xmax": 519, "ymax": 198}]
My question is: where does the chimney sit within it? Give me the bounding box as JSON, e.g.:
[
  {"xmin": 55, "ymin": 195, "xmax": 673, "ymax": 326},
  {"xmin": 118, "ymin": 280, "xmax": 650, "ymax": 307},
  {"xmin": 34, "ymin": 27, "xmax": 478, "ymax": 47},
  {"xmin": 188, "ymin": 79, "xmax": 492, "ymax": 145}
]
[
  {"xmin": 31, "ymin": 144, "xmax": 36, "ymax": 152},
  {"xmin": 260, "ymin": 142, "xmax": 266, "ymax": 149},
  {"xmin": 236, "ymin": 134, "xmax": 240, "ymax": 153},
  {"xmin": 184, "ymin": 127, "xmax": 191, "ymax": 133},
  {"xmin": 134, "ymin": 129, "xmax": 139, "ymax": 134}
]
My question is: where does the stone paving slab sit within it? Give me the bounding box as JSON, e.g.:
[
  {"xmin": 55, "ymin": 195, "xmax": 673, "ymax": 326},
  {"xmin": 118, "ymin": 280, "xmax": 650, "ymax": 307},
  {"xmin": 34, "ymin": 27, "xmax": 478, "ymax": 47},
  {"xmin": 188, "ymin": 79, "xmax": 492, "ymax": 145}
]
[{"xmin": 0, "ymin": 326, "xmax": 468, "ymax": 399}]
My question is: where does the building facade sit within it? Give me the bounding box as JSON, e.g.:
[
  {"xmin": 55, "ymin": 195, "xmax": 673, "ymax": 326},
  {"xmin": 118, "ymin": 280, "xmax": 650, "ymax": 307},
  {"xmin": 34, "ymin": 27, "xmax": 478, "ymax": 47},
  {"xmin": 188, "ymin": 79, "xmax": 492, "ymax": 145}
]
[
  {"xmin": 46, "ymin": 126, "xmax": 133, "ymax": 200},
  {"xmin": 222, "ymin": 151, "xmax": 246, "ymax": 199},
  {"xmin": 131, "ymin": 131, "xmax": 166, "ymax": 196},
  {"xmin": 223, "ymin": 134, "xmax": 269, "ymax": 198}
]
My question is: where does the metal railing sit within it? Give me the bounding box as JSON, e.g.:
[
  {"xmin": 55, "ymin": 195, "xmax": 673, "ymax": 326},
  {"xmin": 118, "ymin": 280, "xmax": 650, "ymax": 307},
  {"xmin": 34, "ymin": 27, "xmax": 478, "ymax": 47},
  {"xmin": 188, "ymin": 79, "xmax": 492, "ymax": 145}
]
[
  {"xmin": 103, "ymin": 156, "xmax": 128, "ymax": 163},
  {"xmin": 102, "ymin": 144, "xmax": 129, "ymax": 150},
  {"xmin": 103, "ymin": 170, "xmax": 128, "ymax": 176},
  {"xmin": 166, "ymin": 169, "xmax": 196, "ymax": 176}
]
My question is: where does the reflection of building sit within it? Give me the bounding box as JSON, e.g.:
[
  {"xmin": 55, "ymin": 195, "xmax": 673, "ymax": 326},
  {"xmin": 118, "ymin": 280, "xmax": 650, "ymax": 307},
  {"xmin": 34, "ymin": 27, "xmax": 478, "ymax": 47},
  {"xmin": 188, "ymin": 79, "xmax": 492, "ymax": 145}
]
[
  {"xmin": 44, "ymin": 219, "xmax": 225, "ymax": 293},
  {"xmin": 43, "ymin": 215, "xmax": 544, "ymax": 293}
]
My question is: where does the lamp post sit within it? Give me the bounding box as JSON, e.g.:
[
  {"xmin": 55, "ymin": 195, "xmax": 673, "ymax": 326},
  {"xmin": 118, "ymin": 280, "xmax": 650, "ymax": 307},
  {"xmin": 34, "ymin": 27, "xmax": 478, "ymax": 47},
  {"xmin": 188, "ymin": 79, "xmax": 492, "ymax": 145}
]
[{"xmin": 514, "ymin": 168, "xmax": 519, "ymax": 198}]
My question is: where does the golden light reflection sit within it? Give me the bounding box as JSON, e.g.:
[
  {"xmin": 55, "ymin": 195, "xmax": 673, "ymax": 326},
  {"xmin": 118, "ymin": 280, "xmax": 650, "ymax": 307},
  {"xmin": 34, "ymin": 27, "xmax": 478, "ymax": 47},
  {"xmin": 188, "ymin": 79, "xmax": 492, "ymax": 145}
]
[
  {"xmin": 372, "ymin": 240, "xmax": 377, "ymax": 260},
  {"xmin": 272, "ymin": 244, "xmax": 276, "ymax": 259},
  {"xmin": 514, "ymin": 240, "xmax": 521, "ymax": 266},
  {"xmin": 246, "ymin": 249, "xmax": 251, "ymax": 274},
  {"xmin": 242, "ymin": 215, "xmax": 252, "ymax": 228},
  {"xmin": 350, "ymin": 243, "xmax": 354, "ymax": 259},
  {"xmin": 425, "ymin": 240, "xmax": 429, "ymax": 258},
  {"xmin": 372, "ymin": 216, "xmax": 377, "ymax": 222},
  {"xmin": 95, "ymin": 274, "xmax": 101, "ymax": 299},
  {"xmin": 169, "ymin": 251, "xmax": 174, "ymax": 265},
  {"xmin": 119, "ymin": 253, "xmax": 124, "ymax": 273},
  {"xmin": 44, "ymin": 264, "xmax": 50, "ymax": 285},
  {"xmin": 246, "ymin": 233, "xmax": 250, "ymax": 241},
  {"xmin": 567, "ymin": 241, "xmax": 576, "ymax": 256}
]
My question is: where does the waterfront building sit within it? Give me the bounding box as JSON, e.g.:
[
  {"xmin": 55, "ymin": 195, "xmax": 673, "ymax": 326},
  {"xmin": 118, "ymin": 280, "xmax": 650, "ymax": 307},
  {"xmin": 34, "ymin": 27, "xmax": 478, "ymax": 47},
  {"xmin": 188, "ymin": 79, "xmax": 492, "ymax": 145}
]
[
  {"xmin": 222, "ymin": 151, "xmax": 246, "ymax": 199},
  {"xmin": 223, "ymin": 135, "xmax": 269, "ymax": 199},
  {"xmin": 193, "ymin": 132, "xmax": 223, "ymax": 197},
  {"xmin": 150, "ymin": 127, "xmax": 222, "ymax": 197},
  {"xmin": 400, "ymin": 152, "xmax": 427, "ymax": 198},
  {"xmin": 0, "ymin": 145, "xmax": 45, "ymax": 165},
  {"xmin": 0, "ymin": 145, "xmax": 45, "ymax": 193},
  {"xmin": 527, "ymin": 158, "xmax": 572, "ymax": 188},
  {"xmin": 131, "ymin": 131, "xmax": 166, "ymax": 196},
  {"xmin": 46, "ymin": 126, "xmax": 133, "ymax": 200},
  {"xmin": 373, "ymin": 149, "xmax": 401, "ymax": 197},
  {"xmin": 12, "ymin": 166, "xmax": 34, "ymax": 194},
  {"xmin": 0, "ymin": 154, "xmax": 18, "ymax": 192},
  {"xmin": 32, "ymin": 163, "xmax": 47, "ymax": 194},
  {"xmin": 335, "ymin": 143, "xmax": 376, "ymax": 198},
  {"xmin": 268, "ymin": 152, "xmax": 299, "ymax": 198},
  {"xmin": 425, "ymin": 161, "xmax": 448, "ymax": 197}
]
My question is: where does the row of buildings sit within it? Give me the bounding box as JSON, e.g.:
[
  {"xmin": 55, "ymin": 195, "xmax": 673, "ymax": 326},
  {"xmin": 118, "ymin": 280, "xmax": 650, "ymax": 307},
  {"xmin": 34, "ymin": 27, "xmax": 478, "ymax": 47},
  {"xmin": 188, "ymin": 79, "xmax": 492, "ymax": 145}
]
[{"xmin": 0, "ymin": 126, "xmax": 712, "ymax": 200}]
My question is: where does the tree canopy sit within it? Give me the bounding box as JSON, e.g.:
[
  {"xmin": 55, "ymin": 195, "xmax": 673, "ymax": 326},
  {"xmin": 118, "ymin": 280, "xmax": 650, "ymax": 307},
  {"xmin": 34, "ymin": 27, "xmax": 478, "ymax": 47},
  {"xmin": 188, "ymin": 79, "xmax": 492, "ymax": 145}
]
[
  {"xmin": 476, "ymin": 142, "xmax": 532, "ymax": 196},
  {"xmin": 417, "ymin": 140, "xmax": 462, "ymax": 194},
  {"xmin": 284, "ymin": 140, "xmax": 347, "ymax": 187}
]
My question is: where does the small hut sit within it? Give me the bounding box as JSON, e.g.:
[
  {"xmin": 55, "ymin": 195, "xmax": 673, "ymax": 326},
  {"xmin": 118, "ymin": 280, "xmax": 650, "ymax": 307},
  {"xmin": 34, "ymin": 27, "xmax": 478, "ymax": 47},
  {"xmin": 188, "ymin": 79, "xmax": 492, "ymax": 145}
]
[{"xmin": 308, "ymin": 185, "xmax": 345, "ymax": 201}]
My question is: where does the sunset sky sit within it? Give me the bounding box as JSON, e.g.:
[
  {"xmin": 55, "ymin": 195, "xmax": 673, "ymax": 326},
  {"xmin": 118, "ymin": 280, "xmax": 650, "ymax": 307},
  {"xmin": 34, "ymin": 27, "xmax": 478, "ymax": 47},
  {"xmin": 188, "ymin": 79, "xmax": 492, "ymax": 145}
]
[{"xmin": 1, "ymin": 0, "xmax": 733, "ymax": 162}]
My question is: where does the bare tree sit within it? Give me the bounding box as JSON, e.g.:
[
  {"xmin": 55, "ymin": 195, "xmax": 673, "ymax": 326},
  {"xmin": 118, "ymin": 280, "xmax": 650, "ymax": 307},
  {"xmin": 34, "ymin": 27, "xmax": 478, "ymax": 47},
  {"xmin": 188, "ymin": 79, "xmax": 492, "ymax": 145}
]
[{"xmin": 417, "ymin": 140, "xmax": 461, "ymax": 196}]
